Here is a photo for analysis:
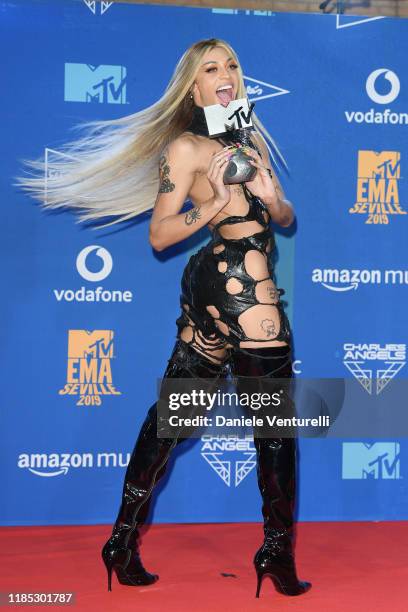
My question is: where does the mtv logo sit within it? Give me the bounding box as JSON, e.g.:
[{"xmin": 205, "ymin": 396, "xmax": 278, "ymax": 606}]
[
  {"xmin": 342, "ymin": 442, "xmax": 400, "ymax": 479},
  {"xmin": 357, "ymin": 150, "xmax": 400, "ymax": 180},
  {"xmin": 204, "ymin": 97, "xmax": 254, "ymax": 136},
  {"xmin": 64, "ymin": 63, "xmax": 127, "ymax": 104},
  {"xmin": 67, "ymin": 330, "xmax": 114, "ymax": 360}
]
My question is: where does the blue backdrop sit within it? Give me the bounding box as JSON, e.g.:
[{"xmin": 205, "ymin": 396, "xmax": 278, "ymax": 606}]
[{"xmin": 1, "ymin": 0, "xmax": 407, "ymax": 526}]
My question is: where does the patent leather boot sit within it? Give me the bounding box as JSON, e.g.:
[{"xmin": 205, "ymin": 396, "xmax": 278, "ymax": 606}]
[
  {"xmin": 101, "ymin": 400, "xmax": 174, "ymax": 590},
  {"xmin": 253, "ymin": 437, "xmax": 311, "ymax": 597},
  {"xmin": 102, "ymin": 340, "xmax": 228, "ymax": 591},
  {"xmin": 101, "ymin": 522, "xmax": 159, "ymax": 591},
  {"xmin": 254, "ymin": 522, "xmax": 311, "ymax": 596},
  {"xmin": 231, "ymin": 345, "xmax": 311, "ymax": 598}
]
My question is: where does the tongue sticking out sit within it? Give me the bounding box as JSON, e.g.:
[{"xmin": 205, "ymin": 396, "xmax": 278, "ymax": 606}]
[{"xmin": 216, "ymin": 88, "xmax": 233, "ymax": 108}]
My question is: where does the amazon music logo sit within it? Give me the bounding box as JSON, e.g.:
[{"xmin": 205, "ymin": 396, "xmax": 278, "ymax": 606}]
[
  {"xmin": 312, "ymin": 267, "xmax": 408, "ymax": 291},
  {"xmin": 17, "ymin": 451, "xmax": 131, "ymax": 477}
]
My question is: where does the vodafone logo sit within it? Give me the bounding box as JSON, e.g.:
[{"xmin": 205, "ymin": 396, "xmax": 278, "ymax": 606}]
[
  {"xmin": 53, "ymin": 245, "xmax": 133, "ymax": 303},
  {"xmin": 76, "ymin": 245, "xmax": 113, "ymax": 282},
  {"xmin": 344, "ymin": 69, "xmax": 404, "ymax": 125},
  {"xmin": 366, "ymin": 69, "xmax": 400, "ymax": 105}
]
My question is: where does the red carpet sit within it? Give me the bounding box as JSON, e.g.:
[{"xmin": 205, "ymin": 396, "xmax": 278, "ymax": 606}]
[{"xmin": 1, "ymin": 522, "xmax": 407, "ymax": 611}]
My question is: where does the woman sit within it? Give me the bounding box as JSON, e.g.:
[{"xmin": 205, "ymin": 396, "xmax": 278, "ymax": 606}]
[{"xmin": 14, "ymin": 38, "xmax": 311, "ymax": 598}]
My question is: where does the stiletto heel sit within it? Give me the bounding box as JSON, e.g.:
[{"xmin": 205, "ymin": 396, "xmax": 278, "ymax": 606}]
[
  {"xmin": 255, "ymin": 571, "xmax": 263, "ymax": 598},
  {"xmin": 255, "ymin": 568, "xmax": 310, "ymax": 598},
  {"xmin": 253, "ymin": 530, "xmax": 311, "ymax": 597},
  {"xmin": 255, "ymin": 569, "xmax": 280, "ymax": 598},
  {"xmin": 106, "ymin": 563, "xmax": 113, "ymax": 592},
  {"xmin": 101, "ymin": 538, "xmax": 158, "ymax": 590}
]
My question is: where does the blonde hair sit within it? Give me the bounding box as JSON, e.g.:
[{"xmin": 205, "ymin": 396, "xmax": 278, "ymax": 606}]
[{"xmin": 13, "ymin": 38, "xmax": 288, "ymax": 229}]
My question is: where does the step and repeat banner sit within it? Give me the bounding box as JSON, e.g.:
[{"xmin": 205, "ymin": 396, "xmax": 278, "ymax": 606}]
[{"xmin": 1, "ymin": 1, "xmax": 407, "ymax": 526}]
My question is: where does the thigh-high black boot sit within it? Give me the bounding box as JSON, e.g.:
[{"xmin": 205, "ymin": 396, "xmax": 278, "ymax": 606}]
[
  {"xmin": 101, "ymin": 339, "xmax": 228, "ymax": 591},
  {"xmin": 230, "ymin": 345, "xmax": 311, "ymax": 598}
]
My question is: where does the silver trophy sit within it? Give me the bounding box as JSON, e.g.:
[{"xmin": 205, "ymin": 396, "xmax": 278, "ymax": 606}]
[
  {"xmin": 203, "ymin": 98, "xmax": 258, "ymax": 185},
  {"xmin": 223, "ymin": 132, "xmax": 257, "ymax": 185}
]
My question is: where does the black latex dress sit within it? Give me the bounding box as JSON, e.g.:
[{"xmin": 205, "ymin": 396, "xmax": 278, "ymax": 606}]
[{"xmin": 175, "ymin": 104, "xmax": 292, "ymax": 363}]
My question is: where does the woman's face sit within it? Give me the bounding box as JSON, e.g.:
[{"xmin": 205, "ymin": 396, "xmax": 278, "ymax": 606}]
[{"xmin": 191, "ymin": 46, "xmax": 240, "ymax": 108}]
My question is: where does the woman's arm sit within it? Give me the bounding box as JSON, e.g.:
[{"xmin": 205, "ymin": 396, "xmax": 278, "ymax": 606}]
[
  {"xmin": 149, "ymin": 137, "xmax": 232, "ymax": 251},
  {"xmin": 246, "ymin": 133, "xmax": 295, "ymax": 228}
]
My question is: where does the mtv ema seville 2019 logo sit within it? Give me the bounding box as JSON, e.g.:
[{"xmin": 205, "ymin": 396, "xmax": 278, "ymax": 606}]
[
  {"xmin": 59, "ymin": 330, "xmax": 121, "ymax": 406},
  {"xmin": 349, "ymin": 150, "xmax": 406, "ymax": 224}
]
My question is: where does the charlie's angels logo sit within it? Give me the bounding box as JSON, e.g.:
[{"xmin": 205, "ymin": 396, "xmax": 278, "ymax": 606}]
[
  {"xmin": 83, "ymin": 1, "xmax": 113, "ymax": 15},
  {"xmin": 349, "ymin": 150, "xmax": 406, "ymax": 224},
  {"xmin": 200, "ymin": 436, "xmax": 256, "ymax": 487},
  {"xmin": 59, "ymin": 330, "xmax": 121, "ymax": 406},
  {"xmin": 343, "ymin": 343, "xmax": 406, "ymax": 395}
]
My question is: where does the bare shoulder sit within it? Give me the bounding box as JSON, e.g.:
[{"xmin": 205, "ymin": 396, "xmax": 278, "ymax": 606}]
[
  {"xmin": 163, "ymin": 132, "xmax": 218, "ymax": 175},
  {"xmin": 162, "ymin": 133, "xmax": 201, "ymax": 169}
]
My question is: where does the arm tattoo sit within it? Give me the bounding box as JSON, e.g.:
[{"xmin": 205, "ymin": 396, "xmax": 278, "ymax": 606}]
[
  {"xmin": 185, "ymin": 206, "xmax": 201, "ymax": 225},
  {"xmin": 267, "ymin": 168, "xmax": 282, "ymax": 199},
  {"xmin": 158, "ymin": 149, "xmax": 175, "ymax": 193}
]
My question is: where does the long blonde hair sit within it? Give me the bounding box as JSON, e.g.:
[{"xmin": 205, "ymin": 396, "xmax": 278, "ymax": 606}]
[{"xmin": 13, "ymin": 38, "xmax": 288, "ymax": 229}]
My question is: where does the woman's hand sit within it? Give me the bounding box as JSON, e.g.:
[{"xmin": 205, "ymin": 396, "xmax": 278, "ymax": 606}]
[
  {"xmin": 243, "ymin": 147, "xmax": 279, "ymax": 206},
  {"xmin": 207, "ymin": 147, "xmax": 233, "ymax": 208}
]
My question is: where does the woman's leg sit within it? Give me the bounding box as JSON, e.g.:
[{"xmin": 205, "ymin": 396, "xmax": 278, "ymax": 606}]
[
  {"xmin": 230, "ymin": 344, "xmax": 311, "ymax": 597},
  {"xmin": 101, "ymin": 337, "xmax": 229, "ymax": 591}
]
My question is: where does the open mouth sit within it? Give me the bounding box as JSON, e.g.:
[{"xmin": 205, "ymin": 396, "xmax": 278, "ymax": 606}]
[{"xmin": 216, "ymin": 84, "xmax": 234, "ymax": 107}]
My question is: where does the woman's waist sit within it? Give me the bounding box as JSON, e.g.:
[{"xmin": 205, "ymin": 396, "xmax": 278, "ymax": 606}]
[{"xmin": 208, "ymin": 227, "xmax": 273, "ymax": 250}]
